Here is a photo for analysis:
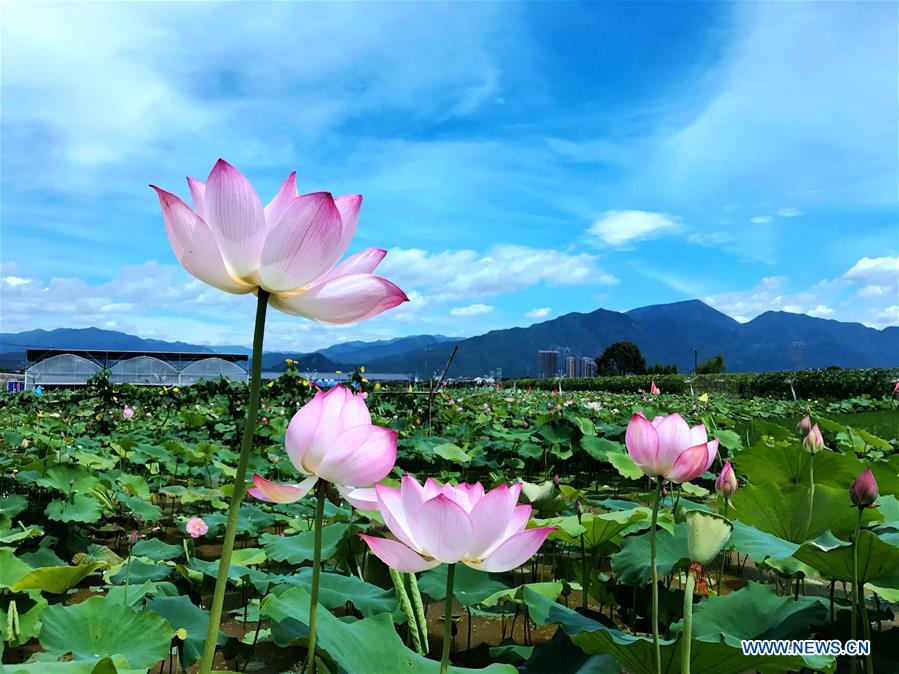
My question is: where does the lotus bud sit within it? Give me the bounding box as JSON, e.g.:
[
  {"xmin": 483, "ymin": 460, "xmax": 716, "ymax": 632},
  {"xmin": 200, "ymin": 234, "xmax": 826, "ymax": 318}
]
[
  {"xmin": 129, "ymin": 530, "xmax": 139, "ymax": 546},
  {"xmin": 796, "ymin": 415, "xmax": 812, "ymax": 436},
  {"xmin": 552, "ymin": 474, "xmax": 561, "ymax": 487},
  {"xmin": 802, "ymin": 424, "xmax": 824, "ymax": 454},
  {"xmin": 686, "ymin": 510, "xmax": 733, "ymax": 566},
  {"xmin": 850, "ymin": 467, "xmax": 879, "ymax": 508},
  {"xmin": 715, "ymin": 461, "xmax": 738, "ymax": 499},
  {"xmin": 122, "ymin": 406, "xmax": 134, "ymax": 420}
]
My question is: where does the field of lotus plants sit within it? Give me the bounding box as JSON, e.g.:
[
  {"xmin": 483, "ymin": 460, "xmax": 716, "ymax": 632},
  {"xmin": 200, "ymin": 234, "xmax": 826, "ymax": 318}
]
[
  {"xmin": 2, "ymin": 160, "xmax": 897, "ymax": 674},
  {"xmin": 1, "ymin": 374, "xmax": 897, "ymax": 674}
]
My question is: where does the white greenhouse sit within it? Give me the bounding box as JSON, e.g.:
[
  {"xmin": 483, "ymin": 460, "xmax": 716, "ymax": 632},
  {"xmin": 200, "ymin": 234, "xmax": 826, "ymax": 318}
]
[{"xmin": 24, "ymin": 349, "xmax": 248, "ymax": 389}]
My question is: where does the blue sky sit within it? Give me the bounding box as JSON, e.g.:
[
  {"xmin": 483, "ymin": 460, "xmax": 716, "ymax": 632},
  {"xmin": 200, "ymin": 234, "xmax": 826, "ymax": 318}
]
[{"xmin": 1, "ymin": 1, "xmax": 896, "ymax": 350}]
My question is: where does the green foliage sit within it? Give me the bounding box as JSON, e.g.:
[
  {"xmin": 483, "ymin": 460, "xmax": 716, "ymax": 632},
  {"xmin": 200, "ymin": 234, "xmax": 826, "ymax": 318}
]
[
  {"xmin": 695, "ymin": 352, "xmax": 726, "ymax": 374},
  {"xmin": 596, "ymin": 341, "xmax": 647, "ymax": 376}
]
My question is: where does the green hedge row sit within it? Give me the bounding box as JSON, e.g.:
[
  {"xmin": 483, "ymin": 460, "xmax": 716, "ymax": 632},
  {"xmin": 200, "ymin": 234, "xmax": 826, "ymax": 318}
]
[{"xmin": 510, "ymin": 368, "xmax": 899, "ymax": 399}]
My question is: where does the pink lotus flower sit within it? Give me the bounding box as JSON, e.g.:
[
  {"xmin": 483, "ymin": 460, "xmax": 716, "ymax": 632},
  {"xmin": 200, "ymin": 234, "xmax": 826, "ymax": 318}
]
[
  {"xmin": 850, "ymin": 467, "xmax": 879, "ymax": 508},
  {"xmin": 625, "ymin": 413, "xmax": 719, "ymax": 483},
  {"xmin": 248, "ymin": 385, "xmax": 395, "ymax": 510},
  {"xmin": 359, "ymin": 475, "xmax": 554, "ymax": 572},
  {"xmin": 151, "ymin": 159, "xmax": 408, "ymax": 323},
  {"xmin": 796, "ymin": 415, "xmax": 812, "ymax": 436},
  {"xmin": 122, "ymin": 406, "xmax": 134, "ymax": 420},
  {"xmin": 186, "ymin": 517, "xmax": 208, "ymax": 539},
  {"xmin": 650, "ymin": 381, "xmax": 660, "ymax": 395},
  {"xmin": 715, "ymin": 460, "xmax": 738, "ymax": 499}
]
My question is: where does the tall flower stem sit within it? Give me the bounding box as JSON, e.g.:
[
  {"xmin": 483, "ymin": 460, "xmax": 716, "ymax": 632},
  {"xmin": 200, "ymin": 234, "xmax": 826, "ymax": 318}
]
[
  {"xmin": 649, "ymin": 480, "xmax": 664, "ymax": 674},
  {"xmin": 850, "ymin": 507, "xmax": 863, "ymax": 674},
  {"xmin": 805, "ymin": 453, "xmax": 815, "ymax": 539},
  {"xmin": 198, "ymin": 290, "xmax": 269, "ymax": 674},
  {"xmin": 305, "ymin": 481, "xmax": 327, "ymax": 674},
  {"xmin": 680, "ymin": 570, "xmax": 696, "ymax": 674},
  {"xmin": 440, "ymin": 564, "xmax": 457, "ymax": 674}
]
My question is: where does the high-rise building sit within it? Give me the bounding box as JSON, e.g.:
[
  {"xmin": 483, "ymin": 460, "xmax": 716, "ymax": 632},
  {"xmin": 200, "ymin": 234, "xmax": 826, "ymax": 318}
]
[
  {"xmin": 581, "ymin": 356, "xmax": 597, "ymax": 377},
  {"xmin": 538, "ymin": 350, "xmax": 558, "ymax": 379},
  {"xmin": 565, "ymin": 356, "xmax": 578, "ymax": 378}
]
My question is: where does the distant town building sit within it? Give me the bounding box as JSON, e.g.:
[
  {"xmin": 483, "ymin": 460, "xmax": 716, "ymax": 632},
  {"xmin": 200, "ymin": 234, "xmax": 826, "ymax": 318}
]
[
  {"xmin": 538, "ymin": 350, "xmax": 559, "ymax": 379},
  {"xmin": 565, "ymin": 356, "xmax": 578, "ymax": 378},
  {"xmin": 581, "ymin": 356, "xmax": 597, "ymax": 377}
]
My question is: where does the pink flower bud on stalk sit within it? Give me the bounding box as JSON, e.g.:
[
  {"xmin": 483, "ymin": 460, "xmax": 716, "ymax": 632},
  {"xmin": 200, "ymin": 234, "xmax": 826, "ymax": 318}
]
[
  {"xmin": 129, "ymin": 530, "xmax": 139, "ymax": 546},
  {"xmin": 650, "ymin": 381, "xmax": 660, "ymax": 395},
  {"xmin": 122, "ymin": 406, "xmax": 134, "ymax": 420},
  {"xmin": 796, "ymin": 414, "xmax": 812, "ymax": 435},
  {"xmin": 715, "ymin": 461, "xmax": 738, "ymax": 499},
  {"xmin": 803, "ymin": 424, "xmax": 825, "ymax": 454},
  {"xmin": 850, "ymin": 467, "xmax": 879, "ymax": 508},
  {"xmin": 186, "ymin": 517, "xmax": 208, "ymax": 539}
]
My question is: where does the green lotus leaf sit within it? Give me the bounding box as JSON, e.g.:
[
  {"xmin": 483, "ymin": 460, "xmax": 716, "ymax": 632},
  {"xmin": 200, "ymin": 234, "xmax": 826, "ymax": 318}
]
[
  {"xmin": 419, "ymin": 564, "xmax": 511, "ymax": 607},
  {"xmin": 793, "ymin": 530, "xmax": 899, "ymax": 583},
  {"xmin": 611, "ymin": 522, "xmax": 690, "ymax": 586},
  {"xmin": 272, "ymin": 568, "xmax": 398, "ymax": 617},
  {"xmin": 46, "ymin": 494, "xmax": 102, "ymax": 524},
  {"xmin": 39, "ymin": 595, "xmax": 172, "ymax": 668},
  {"xmin": 259, "ymin": 522, "xmax": 346, "ymax": 564},
  {"xmin": 1, "ymin": 590, "xmax": 48, "ymax": 647},
  {"xmin": 13, "ymin": 563, "xmax": 103, "ymax": 593},
  {"xmin": 261, "ymin": 584, "xmax": 516, "ymax": 673},
  {"xmin": 146, "ymin": 595, "xmax": 226, "ymax": 669},
  {"xmin": 131, "ymin": 538, "xmax": 182, "ymax": 562}
]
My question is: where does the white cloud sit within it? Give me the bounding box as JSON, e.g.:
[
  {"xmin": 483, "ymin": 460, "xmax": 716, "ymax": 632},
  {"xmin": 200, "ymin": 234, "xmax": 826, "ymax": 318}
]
[
  {"xmin": 449, "ymin": 304, "xmax": 494, "ymax": 317},
  {"xmin": 750, "ymin": 215, "xmax": 773, "ymax": 224},
  {"xmin": 705, "ymin": 256, "xmax": 899, "ymax": 328},
  {"xmin": 587, "ymin": 210, "xmax": 680, "ymax": 247},
  {"xmin": 526, "ymin": 307, "xmax": 552, "ymax": 319},
  {"xmin": 1, "ymin": 276, "xmax": 31, "ymax": 287},
  {"xmin": 379, "ymin": 245, "xmax": 616, "ymax": 302},
  {"xmin": 775, "ymin": 207, "xmax": 804, "ymax": 217},
  {"xmin": 842, "ymin": 257, "xmax": 898, "ymax": 300}
]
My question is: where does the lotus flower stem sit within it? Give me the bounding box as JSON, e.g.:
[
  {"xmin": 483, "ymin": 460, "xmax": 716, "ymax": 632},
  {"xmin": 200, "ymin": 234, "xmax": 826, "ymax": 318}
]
[
  {"xmin": 850, "ymin": 506, "xmax": 862, "ymax": 674},
  {"xmin": 859, "ymin": 582, "xmax": 873, "ymax": 674},
  {"xmin": 805, "ymin": 453, "xmax": 815, "ymax": 539},
  {"xmin": 650, "ymin": 480, "xmax": 663, "ymax": 674},
  {"xmin": 305, "ymin": 480, "xmax": 327, "ymax": 674},
  {"xmin": 440, "ymin": 563, "xmax": 457, "ymax": 674},
  {"xmin": 407, "ymin": 572, "xmax": 430, "ymax": 655},
  {"xmin": 681, "ymin": 570, "xmax": 695, "ymax": 674},
  {"xmin": 198, "ymin": 289, "xmax": 269, "ymax": 674},
  {"xmin": 391, "ymin": 568, "xmax": 424, "ymax": 654}
]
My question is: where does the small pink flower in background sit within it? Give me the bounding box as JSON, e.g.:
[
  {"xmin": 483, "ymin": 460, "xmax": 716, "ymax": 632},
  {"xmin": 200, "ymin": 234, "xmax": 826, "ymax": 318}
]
[
  {"xmin": 359, "ymin": 475, "xmax": 554, "ymax": 572},
  {"xmin": 151, "ymin": 159, "xmax": 408, "ymax": 323},
  {"xmin": 650, "ymin": 381, "xmax": 660, "ymax": 395},
  {"xmin": 122, "ymin": 406, "xmax": 134, "ymax": 420},
  {"xmin": 261, "ymin": 417, "xmax": 268, "ymax": 424},
  {"xmin": 625, "ymin": 413, "xmax": 719, "ymax": 484},
  {"xmin": 455, "ymin": 406, "xmax": 463, "ymax": 413},
  {"xmin": 715, "ymin": 460, "xmax": 738, "ymax": 499},
  {"xmin": 249, "ymin": 385, "xmax": 395, "ymax": 511},
  {"xmin": 186, "ymin": 517, "xmax": 208, "ymax": 539},
  {"xmin": 796, "ymin": 415, "xmax": 812, "ymax": 435}
]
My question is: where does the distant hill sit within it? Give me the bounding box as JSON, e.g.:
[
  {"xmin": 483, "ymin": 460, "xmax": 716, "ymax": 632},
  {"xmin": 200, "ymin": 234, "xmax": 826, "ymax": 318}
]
[
  {"xmin": 317, "ymin": 334, "xmax": 459, "ymax": 364},
  {"xmin": 2, "ymin": 300, "xmax": 896, "ymax": 376},
  {"xmin": 363, "ymin": 300, "xmax": 899, "ymax": 376}
]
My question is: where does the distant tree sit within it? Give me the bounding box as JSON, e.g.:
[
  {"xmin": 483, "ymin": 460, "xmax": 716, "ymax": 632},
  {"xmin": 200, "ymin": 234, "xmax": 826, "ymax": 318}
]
[
  {"xmin": 596, "ymin": 342, "xmax": 647, "ymax": 376},
  {"xmin": 695, "ymin": 353, "xmax": 726, "ymax": 374},
  {"xmin": 648, "ymin": 363, "xmax": 678, "ymax": 375}
]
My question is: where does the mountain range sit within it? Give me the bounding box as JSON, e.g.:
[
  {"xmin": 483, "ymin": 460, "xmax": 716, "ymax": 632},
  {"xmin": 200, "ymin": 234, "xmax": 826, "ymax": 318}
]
[{"xmin": 2, "ymin": 301, "xmax": 896, "ymax": 376}]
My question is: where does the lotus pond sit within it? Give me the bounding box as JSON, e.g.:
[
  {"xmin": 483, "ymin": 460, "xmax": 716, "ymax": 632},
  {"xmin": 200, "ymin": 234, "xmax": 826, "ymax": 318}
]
[{"xmin": 1, "ymin": 374, "xmax": 897, "ymax": 674}]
